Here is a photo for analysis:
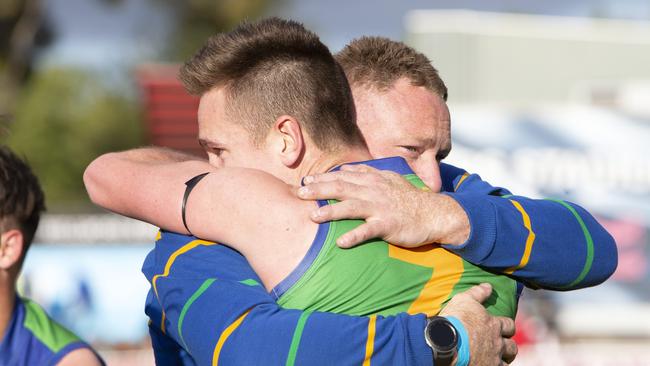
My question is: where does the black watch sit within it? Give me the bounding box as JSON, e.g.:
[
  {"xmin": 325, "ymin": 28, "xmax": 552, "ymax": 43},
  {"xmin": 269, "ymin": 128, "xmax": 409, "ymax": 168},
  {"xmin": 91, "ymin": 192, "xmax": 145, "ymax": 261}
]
[{"xmin": 424, "ymin": 316, "xmax": 458, "ymax": 366}]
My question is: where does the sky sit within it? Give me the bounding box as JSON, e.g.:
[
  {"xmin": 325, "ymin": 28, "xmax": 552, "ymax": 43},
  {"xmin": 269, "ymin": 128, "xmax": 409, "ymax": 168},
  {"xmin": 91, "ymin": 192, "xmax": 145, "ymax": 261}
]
[
  {"xmin": 42, "ymin": 0, "xmax": 173, "ymax": 68},
  {"xmin": 41, "ymin": 0, "xmax": 650, "ymax": 67},
  {"xmin": 270, "ymin": 0, "xmax": 650, "ymax": 51}
]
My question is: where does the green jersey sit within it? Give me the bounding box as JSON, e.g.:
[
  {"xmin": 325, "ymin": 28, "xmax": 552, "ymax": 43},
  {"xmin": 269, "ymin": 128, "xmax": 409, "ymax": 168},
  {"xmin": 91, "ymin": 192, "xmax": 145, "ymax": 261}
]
[{"xmin": 271, "ymin": 157, "xmax": 520, "ymax": 318}]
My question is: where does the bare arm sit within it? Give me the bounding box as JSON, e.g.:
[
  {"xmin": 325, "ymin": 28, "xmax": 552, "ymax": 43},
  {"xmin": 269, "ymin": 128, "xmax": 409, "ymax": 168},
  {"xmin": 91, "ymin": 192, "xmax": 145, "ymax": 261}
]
[
  {"xmin": 84, "ymin": 147, "xmax": 317, "ymax": 288},
  {"xmin": 115, "ymin": 146, "xmax": 204, "ymax": 163}
]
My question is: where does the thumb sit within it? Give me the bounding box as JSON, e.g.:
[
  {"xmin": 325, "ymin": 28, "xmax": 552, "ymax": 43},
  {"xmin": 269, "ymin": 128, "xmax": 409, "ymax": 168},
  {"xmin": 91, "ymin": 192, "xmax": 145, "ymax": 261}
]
[
  {"xmin": 463, "ymin": 283, "xmax": 493, "ymax": 304},
  {"xmin": 340, "ymin": 164, "xmax": 377, "ymax": 173}
]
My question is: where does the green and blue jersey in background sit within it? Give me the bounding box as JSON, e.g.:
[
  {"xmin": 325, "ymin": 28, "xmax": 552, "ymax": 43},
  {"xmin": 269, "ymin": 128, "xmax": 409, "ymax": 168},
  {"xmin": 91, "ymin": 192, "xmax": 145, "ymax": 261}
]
[{"xmin": 0, "ymin": 297, "xmax": 102, "ymax": 366}]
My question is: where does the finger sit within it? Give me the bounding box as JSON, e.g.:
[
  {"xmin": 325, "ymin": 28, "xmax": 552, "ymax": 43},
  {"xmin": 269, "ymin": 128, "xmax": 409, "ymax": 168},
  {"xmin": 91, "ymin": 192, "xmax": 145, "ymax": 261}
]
[
  {"xmin": 339, "ymin": 164, "xmax": 380, "ymax": 173},
  {"xmin": 303, "ymin": 170, "xmax": 378, "ymax": 186},
  {"xmin": 341, "ymin": 164, "xmax": 406, "ymax": 184},
  {"xmin": 298, "ymin": 181, "xmax": 370, "ymax": 201},
  {"xmin": 310, "ymin": 200, "xmax": 372, "ymax": 223},
  {"xmin": 502, "ymin": 338, "xmax": 518, "ymax": 364},
  {"xmin": 499, "ymin": 317, "xmax": 516, "ymax": 338},
  {"xmin": 290, "ymin": 185, "xmax": 302, "ymax": 199},
  {"xmin": 337, "ymin": 221, "xmax": 384, "ymax": 248},
  {"xmin": 457, "ymin": 283, "xmax": 493, "ymax": 303}
]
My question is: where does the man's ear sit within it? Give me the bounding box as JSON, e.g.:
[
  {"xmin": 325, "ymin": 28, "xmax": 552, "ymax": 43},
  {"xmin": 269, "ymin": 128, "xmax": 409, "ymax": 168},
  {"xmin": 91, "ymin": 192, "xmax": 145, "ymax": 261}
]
[
  {"xmin": 0, "ymin": 229, "xmax": 24, "ymax": 270},
  {"xmin": 273, "ymin": 115, "xmax": 305, "ymax": 168}
]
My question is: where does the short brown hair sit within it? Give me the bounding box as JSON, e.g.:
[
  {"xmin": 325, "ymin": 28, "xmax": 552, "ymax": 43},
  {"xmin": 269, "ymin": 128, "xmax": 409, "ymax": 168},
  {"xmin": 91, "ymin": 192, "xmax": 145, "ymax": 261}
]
[
  {"xmin": 180, "ymin": 17, "xmax": 365, "ymax": 151},
  {"xmin": 0, "ymin": 146, "xmax": 45, "ymax": 250},
  {"xmin": 335, "ymin": 36, "xmax": 448, "ymax": 100}
]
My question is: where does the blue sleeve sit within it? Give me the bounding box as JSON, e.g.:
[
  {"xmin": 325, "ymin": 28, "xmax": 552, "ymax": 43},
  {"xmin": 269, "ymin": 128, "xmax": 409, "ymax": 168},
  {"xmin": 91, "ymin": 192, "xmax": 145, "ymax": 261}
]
[
  {"xmin": 148, "ymin": 320, "xmax": 196, "ymax": 366},
  {"xmin": 439, "ymin": 163, "xmax": 618, "ymax": 290},
  {"xmin": 142, "ymin": 231, "xmax": 433, "ymax": 366}
]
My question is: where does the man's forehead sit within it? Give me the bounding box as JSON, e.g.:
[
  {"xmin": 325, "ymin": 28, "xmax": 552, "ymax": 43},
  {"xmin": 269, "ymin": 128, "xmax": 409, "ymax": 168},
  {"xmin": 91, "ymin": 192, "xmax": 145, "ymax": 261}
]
[
  {"xmin": 196, "ymin": 88, "xmax": 237, "ymax": 139},
  {"xmin": 197, "ymin": 122, "xmax": 237, "ymax": 146},
  {"xmin": 360, "ymin": 84, "xmax": 450, "ymax": 145},
  {"xmin": 394, "ymin": 118, "xmax": 452, "ymax": 160},
  {"xmin": 198, "ymin": 89, "xmax": 221, "ymax": 119}
]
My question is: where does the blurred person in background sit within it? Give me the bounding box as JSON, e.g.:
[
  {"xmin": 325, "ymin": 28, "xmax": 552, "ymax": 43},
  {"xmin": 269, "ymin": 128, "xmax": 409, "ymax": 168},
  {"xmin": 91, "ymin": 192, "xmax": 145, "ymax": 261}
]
[{"xmin": 0, "ymin": 146, "xmax": 103, "ymax": 366}]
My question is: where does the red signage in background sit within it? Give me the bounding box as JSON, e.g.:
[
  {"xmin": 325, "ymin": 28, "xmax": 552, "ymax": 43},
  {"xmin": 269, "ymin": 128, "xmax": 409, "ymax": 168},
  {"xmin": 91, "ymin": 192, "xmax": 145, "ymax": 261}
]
[
  {"xmin": 136, "ymin": 64, "xmax": 204, "ymax": 157},
  {"xmin": 599, "ymin": 216, "xmax": 648, "ymax": 282}
]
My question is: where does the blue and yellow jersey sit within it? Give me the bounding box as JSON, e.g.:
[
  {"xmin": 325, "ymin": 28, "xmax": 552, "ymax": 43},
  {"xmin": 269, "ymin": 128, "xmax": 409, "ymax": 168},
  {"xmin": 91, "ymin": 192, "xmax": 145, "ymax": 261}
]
[
  {"xmin": 143, "ymin": 232, "xmax": 433, "ymax": 366},
  {"xmin": 439, "ymin": 162, "xmax": 617, "ymax": 289},
  {"xmin": 0, "ymin": 297, "xmax": 102, "ymax": 366}
]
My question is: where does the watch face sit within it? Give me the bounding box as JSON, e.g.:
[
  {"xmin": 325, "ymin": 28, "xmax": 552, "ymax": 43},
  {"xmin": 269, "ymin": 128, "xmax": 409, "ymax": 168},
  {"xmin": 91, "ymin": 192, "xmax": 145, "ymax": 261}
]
[{"xmin": 427, "ymin": 319, "xmax": 457, "ymax": 351}]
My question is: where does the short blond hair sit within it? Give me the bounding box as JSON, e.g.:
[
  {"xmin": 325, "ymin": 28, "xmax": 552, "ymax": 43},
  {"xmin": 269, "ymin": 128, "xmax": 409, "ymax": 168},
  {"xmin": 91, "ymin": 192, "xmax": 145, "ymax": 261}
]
[{"xmin": 336, "ymin": 36, "xmax": 448, "ymax": 100}]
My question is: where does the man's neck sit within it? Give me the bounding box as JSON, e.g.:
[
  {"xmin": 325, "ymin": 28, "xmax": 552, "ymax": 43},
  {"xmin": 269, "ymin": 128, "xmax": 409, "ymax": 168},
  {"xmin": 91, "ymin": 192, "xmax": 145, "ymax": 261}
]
[
  {"xmin": 298, "ymin": 146, "xmax": 373, "ymax": 180},
  {"xmin": 0, "ymin": 277, "xmax": 16, "ymax": 342}
]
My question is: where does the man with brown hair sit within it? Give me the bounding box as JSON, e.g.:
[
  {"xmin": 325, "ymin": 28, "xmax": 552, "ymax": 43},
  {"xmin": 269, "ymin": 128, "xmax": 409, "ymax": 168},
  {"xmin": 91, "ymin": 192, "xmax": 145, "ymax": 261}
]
[
  {"xmin": 86, "ymin": 18, "xmax": 518, "ymax": 365},
  {"xmin": 0, "ymin": 146, "xmax": 103, "ymax": 366},
  {"xmin": 336, "ymin": 36, "xmax": 451, "ymax": 191},
  {"xmin": 179, "ymin": 20, "xmax": 364, "ymax": 155}
]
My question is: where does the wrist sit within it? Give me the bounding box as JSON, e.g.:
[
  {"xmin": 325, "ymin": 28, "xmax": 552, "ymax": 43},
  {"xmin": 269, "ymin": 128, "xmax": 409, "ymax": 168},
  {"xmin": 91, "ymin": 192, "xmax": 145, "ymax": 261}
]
[
  {"xmin": 445, "ymin": 316, "xmax": 470, "ymax": 366},
  {"xmin": 440, "ymin": 191, "xmax": 498, "ymax": 263},
  {"xmin": 428, "ymin": 194, "xmax": 470, "ymax": 246},
  {"xmin": 425, "ymin": 316, "xmax": 458, "ymax": 366}
]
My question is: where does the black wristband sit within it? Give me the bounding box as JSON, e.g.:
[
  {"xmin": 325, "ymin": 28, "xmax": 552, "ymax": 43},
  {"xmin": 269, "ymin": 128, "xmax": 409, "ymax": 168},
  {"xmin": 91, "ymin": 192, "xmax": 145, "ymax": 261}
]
[{"xmin": 182, "ymin": 172, "xmax": 210, "ymax": 236}]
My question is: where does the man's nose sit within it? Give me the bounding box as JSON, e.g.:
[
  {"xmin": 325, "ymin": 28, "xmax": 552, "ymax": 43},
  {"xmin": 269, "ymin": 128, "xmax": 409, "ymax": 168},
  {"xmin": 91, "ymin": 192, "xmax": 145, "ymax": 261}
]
[{"xmin": 412, "ymin": 156, "xmax": 442, "ymax": 192}]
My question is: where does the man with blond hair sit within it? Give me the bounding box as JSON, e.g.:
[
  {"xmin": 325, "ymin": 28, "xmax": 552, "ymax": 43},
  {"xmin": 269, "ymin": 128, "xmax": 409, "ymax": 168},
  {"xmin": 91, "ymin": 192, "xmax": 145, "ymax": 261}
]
[{"xmin": 298, "ymin": 36, "xmax": 616, "ymax": 290}]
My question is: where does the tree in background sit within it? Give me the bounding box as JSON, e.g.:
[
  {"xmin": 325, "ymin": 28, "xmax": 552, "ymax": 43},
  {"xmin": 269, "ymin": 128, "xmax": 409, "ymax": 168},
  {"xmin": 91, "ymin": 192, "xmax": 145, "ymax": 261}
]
[
  {"xmin": 159, "ymin": 0, "xmax": 283, "ymax": 59},
  {"xmin": 0, "ymin": 0, "xmax": 281, "ymax": 209},
  {"xmin": 0, "ymin": 0, "xmax": 52, "ymax": 116},
  {"xmin": 0, "ymin": 0, "xmax": 143, "ymax": 210},
  {"xmin": 5, "ymin": 68, "xmax": 142, "ymax": 210}
]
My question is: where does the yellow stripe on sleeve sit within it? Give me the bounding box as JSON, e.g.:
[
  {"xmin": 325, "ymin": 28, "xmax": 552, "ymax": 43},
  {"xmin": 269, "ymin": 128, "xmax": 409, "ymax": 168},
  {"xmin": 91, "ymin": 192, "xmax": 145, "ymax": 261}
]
[
  {"xmin": 152, "ymin": 239, "xmax": 217, "ymax": 298},
  {"xmin": 160, "ymin": 312, "xmax": 166, "ymax": 333},
  {"xmin": 362, "ymin": 315, "xmax": 377, "ymax": 366},
  {"xmin": 151, "ymin": 238, "xmax": 217, "ymax": 333},
  {"xmin": 454, "ymin": 173, "xmax": 470, "ymax": 191},
  {"xmin": 212, "ymin": 309, "xmax": 252, "ymax": 366},
  {"xmin": 505, "ymin": 199, "xmax": 536, "ymax": 274}
]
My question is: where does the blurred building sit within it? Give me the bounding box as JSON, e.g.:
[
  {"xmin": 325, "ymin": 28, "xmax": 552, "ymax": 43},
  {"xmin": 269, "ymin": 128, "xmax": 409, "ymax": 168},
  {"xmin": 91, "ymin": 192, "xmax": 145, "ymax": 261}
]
[
  {"xmin": 404, "ymin": 11, "xmax": 650, "ymax": 365},
  {"xmin": 136, "ymin": 64, "xmax": 202, "ymax": 157},
  {"xmin": 405, "ymin": 10, "xmax": 650, "ymax": 116}
]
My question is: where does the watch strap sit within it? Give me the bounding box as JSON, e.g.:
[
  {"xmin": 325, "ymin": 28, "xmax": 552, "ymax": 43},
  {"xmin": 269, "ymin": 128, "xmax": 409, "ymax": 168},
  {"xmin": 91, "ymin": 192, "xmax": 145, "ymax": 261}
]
[{"xmin": 446, "ymin": 316, "xmax": 469, "ymax": 366}]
